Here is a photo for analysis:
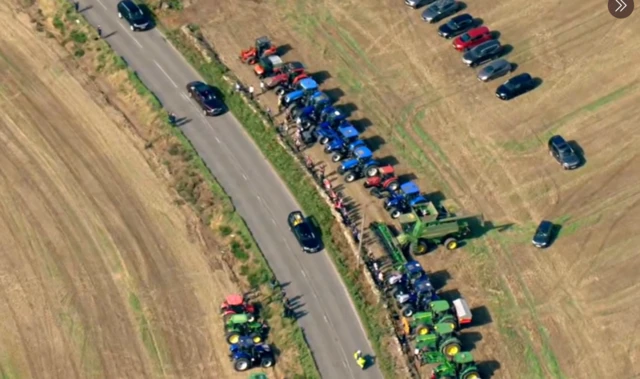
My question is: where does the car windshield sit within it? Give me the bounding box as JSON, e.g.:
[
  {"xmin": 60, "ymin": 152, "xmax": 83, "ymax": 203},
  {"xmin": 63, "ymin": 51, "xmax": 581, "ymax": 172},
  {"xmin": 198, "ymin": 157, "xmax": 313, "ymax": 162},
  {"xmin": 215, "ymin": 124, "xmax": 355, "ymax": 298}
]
[
  {"xmin": 536, "ymin": 223, "xmax": 551, "ymax": 237},
  {"xmin": 485, "ymin": 66, "xmax": 495, "ymax": 73},
  {"xmin": 130, "ymin": 7, "xmax": 144, "ymax": 20},
  {"xmin": 296, "ymin": 224, "xmax": 314, "ymax": 239},
  {"xmin": 460, "ymin": 33, "xmax": 471, "ymax": 42},
  {"xmin": 200, "ymin": 90, "xmax": 215, "ymax": 100},
  {"xmin": 448, "ymin": 21, "xmax": 458, "ymax": 28},
  {"xmin": 557, "ymin": 144, "xmax": 572, "ymax": 155}
]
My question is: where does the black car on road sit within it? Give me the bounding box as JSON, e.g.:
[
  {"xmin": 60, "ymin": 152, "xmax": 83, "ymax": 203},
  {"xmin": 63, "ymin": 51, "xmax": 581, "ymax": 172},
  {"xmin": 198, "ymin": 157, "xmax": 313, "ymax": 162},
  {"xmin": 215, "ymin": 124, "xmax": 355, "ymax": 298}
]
[
  {"xmin": 495, "ymin": 73, "xmax": 536, "ymax": 100},
  {"xmin": 288, "ymin": 211, "xmax": 322, "ymax": 253},
  {"xmin": 117, "ymin": 0, "xmax": 150, "ymax": 31},
  {"xmin": 186, "ymin": 81, "xmax": 226, "ymax": 116},
  {"xmin": 532, "ymin": 220, "xmax": 553, "ymax": 248},
  {"xmin": 438, "ymin": 14, "xmax": 475, "ymax": 38},
  {"xmin": 548, "ymin": 135, "xmax": 580, "ymax": 170}
]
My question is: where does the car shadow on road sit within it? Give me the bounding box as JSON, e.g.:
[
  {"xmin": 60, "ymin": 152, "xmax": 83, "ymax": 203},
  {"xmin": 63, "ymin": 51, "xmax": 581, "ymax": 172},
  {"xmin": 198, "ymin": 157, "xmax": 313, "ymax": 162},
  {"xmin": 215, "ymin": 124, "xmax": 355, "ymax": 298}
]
[{"xmin": 79, "ymin": 5, "xmax": 93, "ymax": 12}]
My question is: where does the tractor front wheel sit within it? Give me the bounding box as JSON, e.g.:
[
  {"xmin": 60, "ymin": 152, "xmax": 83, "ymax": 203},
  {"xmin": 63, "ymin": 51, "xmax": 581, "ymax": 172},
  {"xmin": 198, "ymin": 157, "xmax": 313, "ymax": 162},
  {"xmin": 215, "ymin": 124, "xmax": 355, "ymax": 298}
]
[
  {"xmin": 390, "ymin": 208, "xmax": 402, "ymax": 219},
  {"xmin": 260, "ymin": 356, "xmax": 275, "ymax": 368},
  {"xmin": 411, "ymin": 240, "xmax": 431, "ymax": 256},
  {"xmin": 440, "ymin": 339, "xmax": 461, "ymax": 357},
  {"xmin": 345, "ymin": 173, "xmax": 357, "ymax": 182},
  {"xmin": 233, "ymin": 357, "xmax": 251, "ymax": 372},
  {"xmin": 461, "ymin": 370, "xmax": 481, "ymax": 379},
  {"xmin": 319, "ymin": 137, "xmax": 329, "ymax": 145},
  {"xmin": 247, "ymin": 57, "xmax": 257, "ymax": 65},
  {"xmin": 331, "ymin": 153, "xmax": 342, "ymax": 162},
  {"xmin": 366, "ymin": 166, "xmax": 379, "ymax": 177},
  {"xmin": 226, "ymin": 332, "xmax": 241, "ymax": 345},
  {"xmin": 246, "ymin": 314, "xmax": 256, "ymax": 323},
  {"xmin": 401, "ymin": 305, "xmax": 414, "ymax": 317},
  {"xmin": 444, "ymin": 238, "xmax": 459, "ymax": 250}
]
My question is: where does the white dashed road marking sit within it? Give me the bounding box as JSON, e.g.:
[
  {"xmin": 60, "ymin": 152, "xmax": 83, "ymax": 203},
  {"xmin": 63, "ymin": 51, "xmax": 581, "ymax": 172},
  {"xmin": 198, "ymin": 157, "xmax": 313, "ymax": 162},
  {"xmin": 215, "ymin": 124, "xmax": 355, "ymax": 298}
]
[{"xmin": 153, "ymin": 60, "xmax": 178, "ymax": 88}]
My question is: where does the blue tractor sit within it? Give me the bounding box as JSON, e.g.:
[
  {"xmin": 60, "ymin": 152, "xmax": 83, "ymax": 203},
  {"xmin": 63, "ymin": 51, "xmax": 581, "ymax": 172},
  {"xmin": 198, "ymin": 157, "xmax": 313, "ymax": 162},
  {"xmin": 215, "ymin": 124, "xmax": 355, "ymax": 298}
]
[
  {"xmin": 336, "ymin": 146, "xmax": 380, "ymax": 183},
  {"xmin": 292, "ymin": 92, "xmax": 333, "ymax": 126},
  {"xmin": 229, "ymin": 337, "xmax": 275, "ymax": 372},
  {"xmin": 324, "ymin": 125, "xmax": 366, "ymax": 162},
  {"xmin": 279, "ymin": 78, "xmax": 318, "ymax": 110},
  {"xmin": 383, "ymin": 181, "xmax": 430, "ymax": 219},
  {"xmin": 394, "ymin": 276, "xmax": 439, "ymax": 317},
  {"xmin": 386, "ymin": 261, "xmax": 427, "ymax": 289},
  {"xmin": 317, "ymin": 106, "xmax": 347, "ymax": 128}
]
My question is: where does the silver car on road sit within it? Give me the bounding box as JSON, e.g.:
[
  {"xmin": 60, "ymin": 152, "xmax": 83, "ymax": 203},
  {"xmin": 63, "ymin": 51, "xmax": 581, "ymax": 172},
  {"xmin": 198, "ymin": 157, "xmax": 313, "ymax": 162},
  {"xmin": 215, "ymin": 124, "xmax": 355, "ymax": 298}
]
[{"xmin": 477, "ymin": 59, "xmax": 512, "ymax": 82}]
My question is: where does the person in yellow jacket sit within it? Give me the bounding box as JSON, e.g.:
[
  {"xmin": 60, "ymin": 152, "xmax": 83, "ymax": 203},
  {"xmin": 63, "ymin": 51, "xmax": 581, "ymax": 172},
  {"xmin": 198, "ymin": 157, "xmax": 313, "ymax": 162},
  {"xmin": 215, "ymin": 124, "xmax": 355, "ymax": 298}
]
[{"xmin": 354, "ymin": 350, "xmax": 366, "ymax": 369}]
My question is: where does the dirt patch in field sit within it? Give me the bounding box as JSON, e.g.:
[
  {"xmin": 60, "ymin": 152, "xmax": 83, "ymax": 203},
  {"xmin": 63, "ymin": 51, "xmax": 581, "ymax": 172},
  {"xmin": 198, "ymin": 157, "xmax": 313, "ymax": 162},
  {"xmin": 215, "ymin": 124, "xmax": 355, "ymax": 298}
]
[
  {"xmin": 166, "ymin": 0, "xmax": 640, "ymax": 377},
  {"xmin": 0, "ymin": 2, "xmax": 301, "ymax": 378}
]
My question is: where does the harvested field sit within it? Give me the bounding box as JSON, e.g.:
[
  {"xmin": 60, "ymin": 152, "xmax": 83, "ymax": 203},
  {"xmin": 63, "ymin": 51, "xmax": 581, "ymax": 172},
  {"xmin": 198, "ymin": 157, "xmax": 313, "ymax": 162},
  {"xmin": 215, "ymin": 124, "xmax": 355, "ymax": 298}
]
[
  {"xmin": 172, "ymin": 0, "xmax": 640, "ymax": 378},
  {"xmin": 0, "ymin": 4, "xmax": 253, "ymax": 378}
]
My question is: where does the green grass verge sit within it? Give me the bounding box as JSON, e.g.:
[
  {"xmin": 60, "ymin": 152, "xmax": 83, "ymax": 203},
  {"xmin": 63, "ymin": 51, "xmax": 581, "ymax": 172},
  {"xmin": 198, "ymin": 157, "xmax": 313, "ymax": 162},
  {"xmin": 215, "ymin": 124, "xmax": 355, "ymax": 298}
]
[
  {"xmin": 165, "ymin": 28, "xmax": 397, "ymax": 377},
  {"xmin": 46, "ymin": 2, "xmax": 319, "ymax": 377}
]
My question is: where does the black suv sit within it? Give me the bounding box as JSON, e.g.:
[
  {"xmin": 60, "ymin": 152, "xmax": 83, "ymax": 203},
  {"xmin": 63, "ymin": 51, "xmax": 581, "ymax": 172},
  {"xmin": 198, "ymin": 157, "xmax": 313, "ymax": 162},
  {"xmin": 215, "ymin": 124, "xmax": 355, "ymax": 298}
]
[
  {"xmin": 117, "ymin": 0, "xmax": 150, "ymax": 31},
  {"xmin": 548, "ymin": 135, "xmax": 580, "ymax": 170},
  {"xmin": 496, "ymin": 73, "xmax": 536, "ymax": 100}
]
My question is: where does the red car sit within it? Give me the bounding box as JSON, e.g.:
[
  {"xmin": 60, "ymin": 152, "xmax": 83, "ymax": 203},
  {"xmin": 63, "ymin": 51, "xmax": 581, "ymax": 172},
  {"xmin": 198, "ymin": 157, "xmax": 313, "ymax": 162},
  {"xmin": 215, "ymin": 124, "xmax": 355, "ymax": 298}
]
[{"xmin": 453, "ymin": 26, "xmax": 492, "ymax": 51}]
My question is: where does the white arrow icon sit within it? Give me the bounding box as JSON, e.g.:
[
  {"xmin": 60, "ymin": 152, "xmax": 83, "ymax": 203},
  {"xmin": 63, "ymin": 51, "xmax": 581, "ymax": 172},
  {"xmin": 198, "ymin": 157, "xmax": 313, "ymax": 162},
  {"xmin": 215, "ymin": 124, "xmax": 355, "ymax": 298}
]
[{"xmin": 615, "ymin": 0, "xmax": 627, "ymax": 12}]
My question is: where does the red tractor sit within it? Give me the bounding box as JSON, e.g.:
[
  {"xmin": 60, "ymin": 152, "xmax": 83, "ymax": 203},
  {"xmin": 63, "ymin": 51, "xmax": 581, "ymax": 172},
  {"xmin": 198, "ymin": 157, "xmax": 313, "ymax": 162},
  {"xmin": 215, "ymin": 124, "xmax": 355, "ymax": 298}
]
[
  {"xmin": 363, "ymin": 165, "xmax": 400, "ymax": 198},
  {"xmin": 220, "ymin": 294, "xmax": 257, "ymax": 322},
  {"xmin": 239, "ymin": 36, "xmax": 278, "ymax": 65},
  {"xmin": 266, "ymin": 62, "xmax": 309, "ymax": 92}
]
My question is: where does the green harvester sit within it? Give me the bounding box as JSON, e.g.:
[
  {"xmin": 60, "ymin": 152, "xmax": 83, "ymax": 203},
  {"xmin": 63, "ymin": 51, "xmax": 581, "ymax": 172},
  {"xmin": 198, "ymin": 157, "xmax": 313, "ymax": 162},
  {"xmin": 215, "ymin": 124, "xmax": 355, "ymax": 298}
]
[
  {"xmin": 414, "ymin": 322, "xmax": 462, "ymax": 363},
  {"xmin": 431, "ymin": 352, "xmax": 481, "ymax": 379},
  {"xmin": 372, "ymin": 204, "xmax": 479, "ymax": 257},
  {"xmin": 224, "ymin": 314, "xmax": 266, "ymax": 345}
]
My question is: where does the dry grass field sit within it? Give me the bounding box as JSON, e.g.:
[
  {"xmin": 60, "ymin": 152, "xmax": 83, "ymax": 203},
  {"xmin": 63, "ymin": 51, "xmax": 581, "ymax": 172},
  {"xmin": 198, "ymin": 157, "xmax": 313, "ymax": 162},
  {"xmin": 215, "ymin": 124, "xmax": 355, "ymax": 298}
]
[
  {"xmin": 172, "ymin": 0, "xmax": 640, "ymax": 377},
  {"xmin": 0, "ymin": 4, "xmax": 257, "ymax": 378}
]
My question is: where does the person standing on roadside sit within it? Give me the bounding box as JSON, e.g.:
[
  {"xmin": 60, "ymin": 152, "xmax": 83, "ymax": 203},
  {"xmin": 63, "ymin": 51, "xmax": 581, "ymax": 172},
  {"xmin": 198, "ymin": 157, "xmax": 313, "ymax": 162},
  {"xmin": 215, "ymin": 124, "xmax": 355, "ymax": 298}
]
[
  {"xmin": 248, "ymin": 85, "xmax": 255, "ymax": 100},
  {"xmin": 260, "ymin": 80, "xmax": 266, "ymax": 94},
  {"xmin": 74, "ymin": 0, "xmax": 79, "ymax": 12},
  {"xmin": 97, "ymin": 25, "xmax": 102, "ymax": 38}
]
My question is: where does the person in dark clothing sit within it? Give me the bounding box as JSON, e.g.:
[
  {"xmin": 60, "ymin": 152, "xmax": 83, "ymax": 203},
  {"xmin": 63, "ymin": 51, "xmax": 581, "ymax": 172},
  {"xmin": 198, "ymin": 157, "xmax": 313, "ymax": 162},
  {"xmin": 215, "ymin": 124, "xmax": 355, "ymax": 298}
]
[
  {"xmin": 97, "ymin": 25, "xmax": 102, "ymax": 38},
  {"xmin": 74, "ymin": 0, "xmax": 79, "ymax": 12}
]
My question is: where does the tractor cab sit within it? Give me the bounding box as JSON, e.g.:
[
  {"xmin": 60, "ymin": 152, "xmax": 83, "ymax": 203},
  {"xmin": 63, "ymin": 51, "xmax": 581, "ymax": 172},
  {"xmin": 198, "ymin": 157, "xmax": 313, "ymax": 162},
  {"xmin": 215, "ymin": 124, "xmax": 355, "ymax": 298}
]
[
  {"xmin": 305, "ymin": 91, "xmax": 332, "ymax": 110},
  {"xmin": 337, "ymin": 146, "xmax": 380, "ymax": 182},
  {"xmin": 239, "ymin": 36, "xmax": 277, "ymax": 64},
  {"xmin": 365, "ymin": 165, "xmax": 401, "ymax": 197},
  {"xmin": 254, "ymin": 55, "xmax": 284, "ymax": 78},
  {"xmin": 221, "ymin": 294, "xmax": 256, "ymax": 321},
  {"xmin": 318, "ymin": 106, "xmax": 348, "ymax": 128},
  {"xmin": 326, "ymin": 125, "xmax": 365, "ymax": 162},
  {"xmin": 396, "ymin": 276, "xmax": 438, "ymax": 317},
  {"xmin": 254, "ymin": 36, "xmax": 275, "ymax": 58},
  {"xmin": 404, "ymin": 260, "xmax": 426, "ymax": 282},
  {"xmin": 282, "ymin": 78, "xmax": 319, "ymax": 107}
]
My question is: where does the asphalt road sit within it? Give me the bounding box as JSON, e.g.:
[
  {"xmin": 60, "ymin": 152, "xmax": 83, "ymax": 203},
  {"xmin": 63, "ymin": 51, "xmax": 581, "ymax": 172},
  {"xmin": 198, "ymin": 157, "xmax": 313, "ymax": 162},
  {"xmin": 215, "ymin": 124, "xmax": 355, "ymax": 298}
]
[{"xmin": 78, "ymin": 1, "xmax": 384, "ymax": 378}]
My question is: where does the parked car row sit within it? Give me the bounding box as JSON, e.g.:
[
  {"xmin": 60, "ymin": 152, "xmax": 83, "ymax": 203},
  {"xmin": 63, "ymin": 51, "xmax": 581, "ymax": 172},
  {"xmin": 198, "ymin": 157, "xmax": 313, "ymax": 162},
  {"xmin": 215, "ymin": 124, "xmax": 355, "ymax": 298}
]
[{"xmin": 405, "ymin": 0, "xmax": 538, "ymax": 101}]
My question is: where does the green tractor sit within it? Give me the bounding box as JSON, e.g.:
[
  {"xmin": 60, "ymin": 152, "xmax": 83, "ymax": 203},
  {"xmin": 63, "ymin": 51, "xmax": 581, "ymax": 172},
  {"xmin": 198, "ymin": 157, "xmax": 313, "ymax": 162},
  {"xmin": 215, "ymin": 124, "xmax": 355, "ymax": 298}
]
[
  {"xmin": 396, "ymin": 208, "xmax": 478, "ymax": 255},
  {"xmin": 413, "ymin": 322, "xmax": 462, "ymax": 363},
  {"xmin": 248, "ymin": 374, "xmax": 268, "ymax": 379},
  {"xmin": 430, "ymin": 352, "xmax": 481, "ymax": 379},
  {"xmin": 404, "ymin": 300, "xmax": 457, "ymax": 336},
  {"xmin": 224, "ymin": 314, "xmax": 267, "ymax": 345},
  {"xmin": 403, "ymin": 298, "xmax": 473, "ymax": 336}
]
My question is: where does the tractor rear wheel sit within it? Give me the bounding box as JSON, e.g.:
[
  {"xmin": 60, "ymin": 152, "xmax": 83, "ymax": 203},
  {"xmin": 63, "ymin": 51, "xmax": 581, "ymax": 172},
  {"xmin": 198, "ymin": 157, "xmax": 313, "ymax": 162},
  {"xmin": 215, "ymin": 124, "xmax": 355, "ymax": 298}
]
[
  {"xmin": 461, "ymin": 370, "xmax": 481, "ymax": 379},
  {"xmin": 275, "ymin": 86, "xmax": 285, "ymax": 96},
  {"xmin": 411, "ymin": 240, "xmax": 431, "ymax": 256},
  {"xmin": 260, "ymin": 356, "xmax": 275, "ymax": 368},
  {"xmin": 440, "ymin": 338, "xmax": 461, "ymax": 357},
  {"xmin": 444, "ymin": 238, "xmax": 458, "ymax": 250},
  {"xmin": 345, "ymin": 173, "xmax": 357, "ymax": 182},
  {"xmin": 250, "ymin": 333, "xmax": 262, "ymax": 344},
  {"xmin": 233, "ymin": 357, "xmax": 251, "ymax": 372},
  {"xmin": 226, "ymin": 331, "xmax": 241, "ymax": 344},
  {"xmin": 416, "ymin": 324, "xmax": 430, "ymax": 335}
]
